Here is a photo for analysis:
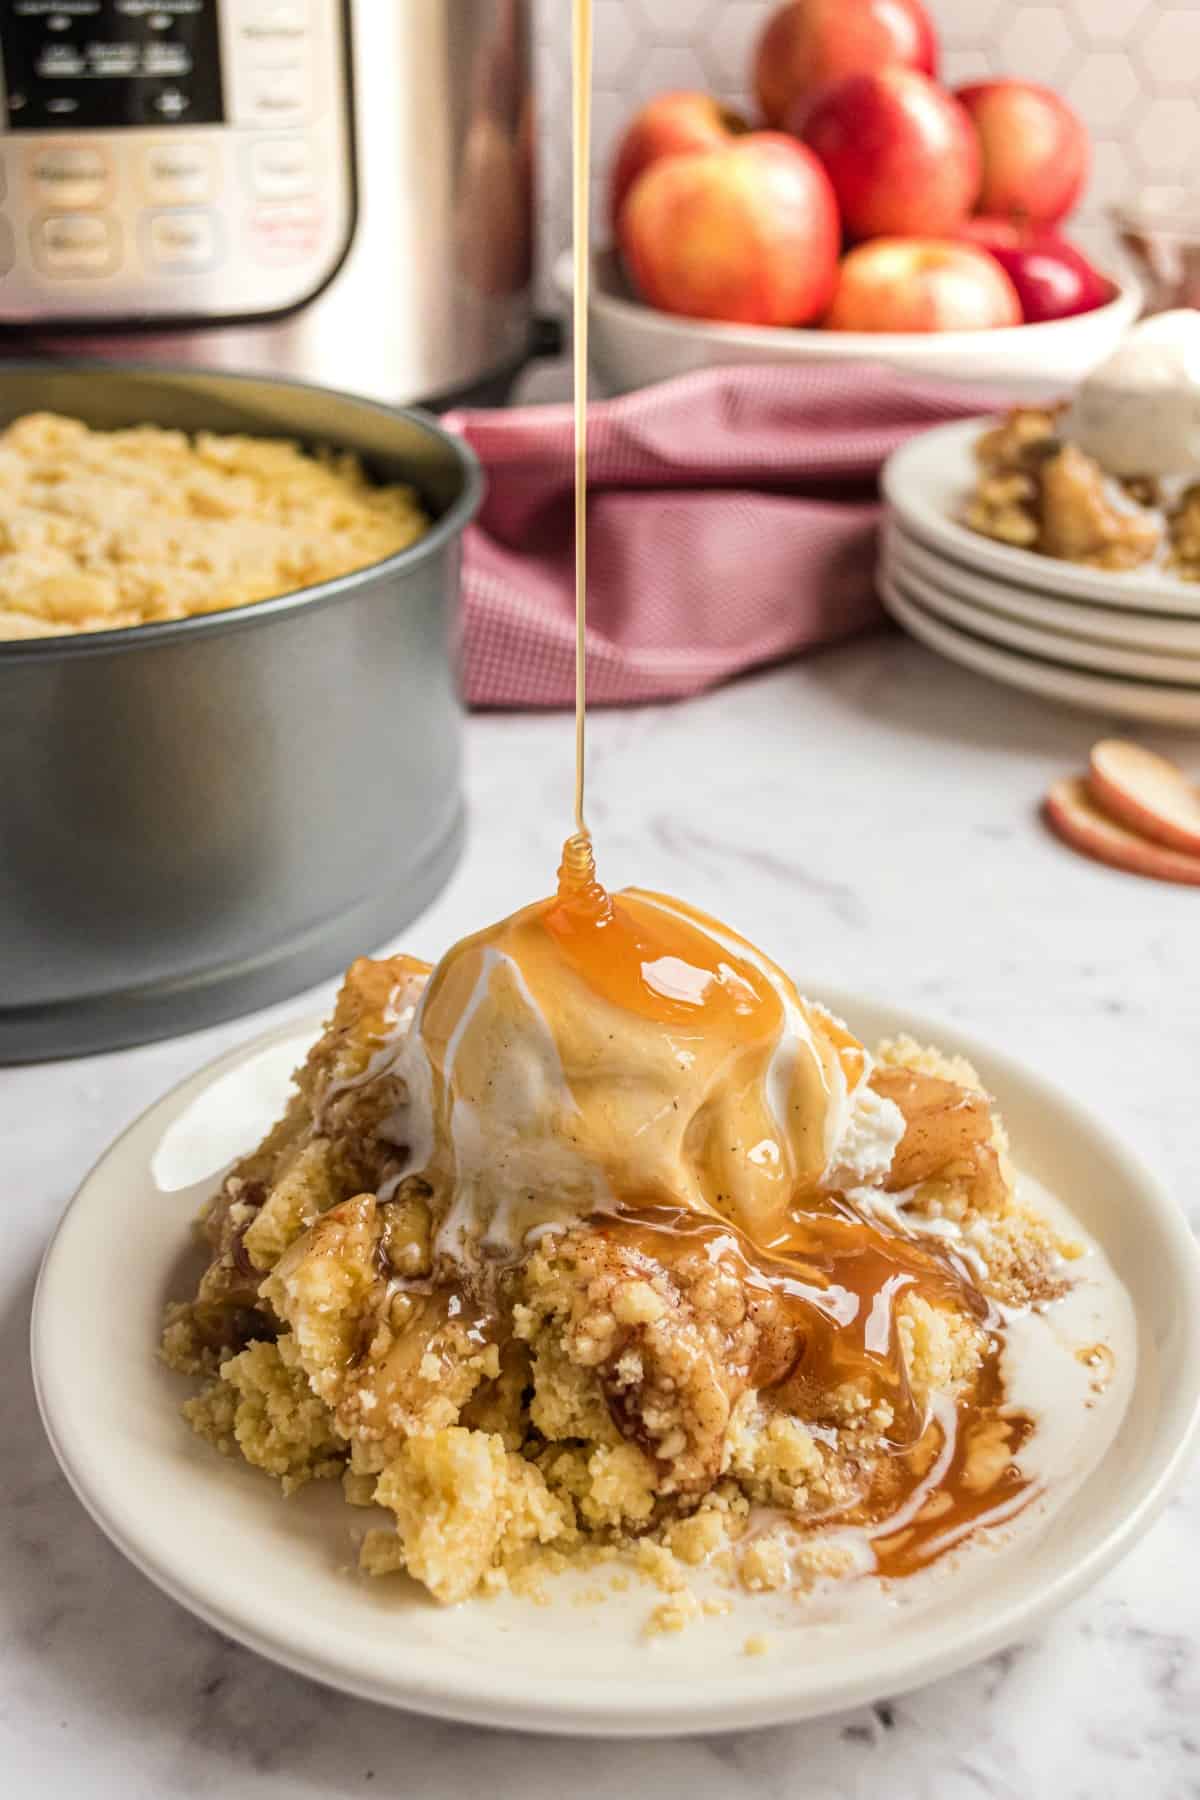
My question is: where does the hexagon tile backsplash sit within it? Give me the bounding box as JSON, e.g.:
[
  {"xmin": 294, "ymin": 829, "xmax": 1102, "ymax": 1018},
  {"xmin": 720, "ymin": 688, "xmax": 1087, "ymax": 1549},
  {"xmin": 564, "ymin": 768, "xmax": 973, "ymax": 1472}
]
[{"xmin": 532, "ymin": 0, "xmax": 1200, "ymax": 291}]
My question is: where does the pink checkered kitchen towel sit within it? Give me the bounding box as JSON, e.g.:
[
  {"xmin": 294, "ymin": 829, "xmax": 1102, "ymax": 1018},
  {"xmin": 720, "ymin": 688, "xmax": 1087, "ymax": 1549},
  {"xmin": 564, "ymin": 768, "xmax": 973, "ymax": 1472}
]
[{"xmin": 444, "ymin": 362, "xmax": 997, "ymax": 708}]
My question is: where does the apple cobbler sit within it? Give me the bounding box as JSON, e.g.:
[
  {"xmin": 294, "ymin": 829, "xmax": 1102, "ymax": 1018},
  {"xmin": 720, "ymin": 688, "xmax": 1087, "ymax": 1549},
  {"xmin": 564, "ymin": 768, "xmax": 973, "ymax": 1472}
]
[
  {"xmin": 964, "ymin": 406, "xmax": 1200, "ymax": 580},
  {"xmin": 163, "ymin": 854, "xmax": 1083, "ymax": 1613},
  {"xmin": 0, "ymin": 412, "xmax": 429, "ymax": 641}
]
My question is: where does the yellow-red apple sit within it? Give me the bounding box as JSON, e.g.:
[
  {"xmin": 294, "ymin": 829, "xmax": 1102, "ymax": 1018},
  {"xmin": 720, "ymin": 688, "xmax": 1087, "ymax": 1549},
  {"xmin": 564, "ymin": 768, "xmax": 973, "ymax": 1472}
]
[
  {"xmin": 825, "ymin": 238, "xmax": 1021, "ymax": 332},
  {"xmin": 1045, "ymin": 776, "xmax": 1200, "ymax": 886},
  {"xmin": 608, "ymin": 92, "xmax": 748, "ymax": 237},
  {"xmin": 754, "ymin": 0, "xmax": 937, "ymax": 129},
  {"xmin": 957, "ymin": 81, "xmax": 1089, "ymax": 226},
  {"xmin": 797, "ymin": 69, "xmax": 980, "ymax": 240},
  {"xmin": 618, "ymin": 133, "xmax": 840, "ymax": 326}
]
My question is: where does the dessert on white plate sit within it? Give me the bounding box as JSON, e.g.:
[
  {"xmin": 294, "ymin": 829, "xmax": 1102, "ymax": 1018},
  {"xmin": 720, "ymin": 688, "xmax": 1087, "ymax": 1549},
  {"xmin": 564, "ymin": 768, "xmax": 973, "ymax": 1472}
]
[
  {"xmin": 32, "ymin": 965, "xmax": 1200, "ymax": 1729},
  {"xmin": 963, "ymin": 311, "xmax": 1200, "ymax": 581},
  {"xmin": 160, "ymin": 836, "xmax": 1138, "ymax": 1621},
  {"xmin": 881, "ymin": 417, "xmax": 1200, "ymax": 615}
]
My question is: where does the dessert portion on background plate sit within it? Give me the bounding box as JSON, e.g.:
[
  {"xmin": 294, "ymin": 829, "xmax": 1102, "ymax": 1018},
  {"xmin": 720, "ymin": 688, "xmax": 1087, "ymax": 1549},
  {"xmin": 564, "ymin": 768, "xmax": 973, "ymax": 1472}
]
[
  {"xmin": 964, "ymin": 310, "xmax": 1200, "ymax": 578},
  {"xmin": 163, "ymin": 841, "xmax": 1111, "ymax": 1616}
]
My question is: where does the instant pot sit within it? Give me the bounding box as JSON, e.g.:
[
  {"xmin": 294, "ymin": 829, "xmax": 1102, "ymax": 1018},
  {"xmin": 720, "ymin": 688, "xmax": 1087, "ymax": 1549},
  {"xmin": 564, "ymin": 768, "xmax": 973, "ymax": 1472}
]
[{"xmin": 0, "ymin": 0, "xmax": 553, "ymax": 406}]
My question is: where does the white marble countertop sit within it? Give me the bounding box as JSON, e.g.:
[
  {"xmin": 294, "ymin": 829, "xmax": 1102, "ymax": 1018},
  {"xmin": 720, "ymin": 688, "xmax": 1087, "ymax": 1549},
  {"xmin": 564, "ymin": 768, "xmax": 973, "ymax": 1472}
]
[{"xmin": 4, "ymin": 635, "xmax": 1198, "ymax": 1799}]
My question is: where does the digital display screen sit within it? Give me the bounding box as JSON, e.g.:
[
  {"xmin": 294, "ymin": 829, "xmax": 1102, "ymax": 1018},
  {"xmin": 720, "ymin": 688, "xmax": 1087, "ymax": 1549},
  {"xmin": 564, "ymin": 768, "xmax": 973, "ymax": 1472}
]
[{"xmin": 1, "ymin": 0, "xmax": 224, "ymax": 130}]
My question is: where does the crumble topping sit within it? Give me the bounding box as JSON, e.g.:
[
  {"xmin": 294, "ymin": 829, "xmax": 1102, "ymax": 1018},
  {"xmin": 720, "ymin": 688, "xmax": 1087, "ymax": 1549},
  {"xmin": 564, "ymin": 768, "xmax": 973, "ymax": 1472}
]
[{"xmin": 0, "ymin": 412, "xmax": 430, "ymax": 640}]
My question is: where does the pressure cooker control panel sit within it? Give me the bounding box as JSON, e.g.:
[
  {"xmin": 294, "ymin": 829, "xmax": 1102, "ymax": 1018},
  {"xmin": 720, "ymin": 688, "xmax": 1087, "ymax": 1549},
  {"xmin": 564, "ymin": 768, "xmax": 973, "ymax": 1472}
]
[{"xmin": 0, "ymin": 0, "xmax": 354, "ymax": 326}]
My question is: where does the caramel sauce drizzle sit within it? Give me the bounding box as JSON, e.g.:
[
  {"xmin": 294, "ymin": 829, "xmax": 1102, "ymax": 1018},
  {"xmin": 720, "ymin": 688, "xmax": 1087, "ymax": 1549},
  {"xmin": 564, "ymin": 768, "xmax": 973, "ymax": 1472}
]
[
  {"xmin": 549, "ymin": 861, "xmax": 778, "ymax": 1035},
  {"xmin": 598, "ymin": 1199, "xmax": 1038, "ymax": 1581},
  {"xmin": 870, "ymin": 1368, "xmax": 1037, "ymax": 1579},
  {"xmin": 595, "ymin": 1201, "xmax": 991, "ymax": 1453}
]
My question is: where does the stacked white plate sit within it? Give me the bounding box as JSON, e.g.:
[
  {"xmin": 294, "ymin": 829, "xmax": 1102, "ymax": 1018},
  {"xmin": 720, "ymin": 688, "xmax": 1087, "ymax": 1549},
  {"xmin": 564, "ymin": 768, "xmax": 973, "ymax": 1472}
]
[{"xmin": 879, "ymin": 418, "xmax": 1200, "ymax": 729}]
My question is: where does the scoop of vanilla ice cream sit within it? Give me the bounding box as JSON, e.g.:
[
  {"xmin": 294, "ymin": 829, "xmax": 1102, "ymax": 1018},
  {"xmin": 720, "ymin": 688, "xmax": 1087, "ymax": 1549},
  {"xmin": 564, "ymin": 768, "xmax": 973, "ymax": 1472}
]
[
  {"xmin": 1064, "ymin": 309, "xmax": 1200, "ymax": 478},
  {"xmin": 382, "ymin": 888, "xmax": 903, "ymax": 1271}
]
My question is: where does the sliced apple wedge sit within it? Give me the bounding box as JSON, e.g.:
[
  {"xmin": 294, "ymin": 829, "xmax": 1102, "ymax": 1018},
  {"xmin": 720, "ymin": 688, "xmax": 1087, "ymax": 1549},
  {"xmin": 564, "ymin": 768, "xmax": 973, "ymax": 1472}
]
[
  {"xmin": 1087, "ymin": 739, "xmax": 1200, "ymax": 856},
  {"xmin": 1045, "ymin": 776, "xmax": 1200, "ymax": 886}
]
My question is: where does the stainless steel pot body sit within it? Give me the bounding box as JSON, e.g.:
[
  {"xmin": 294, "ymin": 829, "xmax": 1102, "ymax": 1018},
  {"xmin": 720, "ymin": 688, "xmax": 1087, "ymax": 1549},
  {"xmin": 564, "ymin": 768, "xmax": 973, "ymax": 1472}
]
[
  {"xmin": 0, "ymin": 366, "xmax": 481, "ymax": 1061},
  {"xmin": 0, "ymin": 0, "xmax": 540, "ymax": 408}
]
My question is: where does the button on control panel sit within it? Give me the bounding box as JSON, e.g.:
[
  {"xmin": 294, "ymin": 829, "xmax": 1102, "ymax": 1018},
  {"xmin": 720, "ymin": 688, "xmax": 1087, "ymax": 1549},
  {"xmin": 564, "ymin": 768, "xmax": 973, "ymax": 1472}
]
[
  {"xmin": 34, "ymin": 214, "xmax": 120, "ymax": 278},
  {"xmin": 144, "ymin": 208, "xmax": 220, "ymax": 273},
  {"xmin": 0, "ymin": 0, "xmax": 353, "ymax": 322},
  {"xmin": 249, "ymin": 197, "xmax": 323, "ymax": 265},
  {"xmin": 225, "ymin": 0, "xmax": 314, "ymax": 129},
  {"xmin": 28, "ymin": 145, "xmax": 112, "ymax": 210},
  {"xmin": 248, "ymin": 136, "xmax": 312, "ymax": 200},
  {"xmin": 243, "ymin": 4, "xmax": 310, "ymax": 38},
  {"xmin": 142, "ymin": 144, "xmax": 216, "ymax": 207},
  {"xmin": 245, "ymin": 69, "xmax": 310, "ymax": 127}
]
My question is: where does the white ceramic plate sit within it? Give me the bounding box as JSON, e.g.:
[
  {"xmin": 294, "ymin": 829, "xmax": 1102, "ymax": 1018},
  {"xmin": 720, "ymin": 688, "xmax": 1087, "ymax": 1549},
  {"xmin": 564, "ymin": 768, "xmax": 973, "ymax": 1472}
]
[
  {"xmin": 32, "ymin": 1003, "xmax": 1200, "ymax": 1736},
  {"xmin": 883, "ymin": 521, "xmax": 1200, "ymax": 657},
  {"xmin": 881, "ymin": 540, "xmax": 1200, "ymax": 683},
  {"xmin": 879, "ymin": 570, "xmax": 1200, "ymax": 728},
  {"xmin": 559, "ymin": 252, "xmax": 1142, "ymax": 400},
  {"xmin": 882, "ymin": 419, "xmax": 1200, "ymax": 615}
]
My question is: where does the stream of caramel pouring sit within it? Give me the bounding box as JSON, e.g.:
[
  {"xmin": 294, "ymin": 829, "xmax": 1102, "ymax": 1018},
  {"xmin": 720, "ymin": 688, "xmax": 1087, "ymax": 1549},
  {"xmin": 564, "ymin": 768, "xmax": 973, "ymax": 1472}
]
[{"xmin": 570, "ymin": 0, "xmax": 592, "ymax": 859}]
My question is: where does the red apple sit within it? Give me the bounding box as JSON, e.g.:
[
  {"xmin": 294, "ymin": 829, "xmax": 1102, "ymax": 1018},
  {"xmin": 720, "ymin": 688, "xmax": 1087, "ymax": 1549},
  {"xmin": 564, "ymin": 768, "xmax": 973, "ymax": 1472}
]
[
  {"xmin": 754, "ymin": 0, "xmax": 937, "ymax": 129},
  {"xmin": 797, "ymin": 69, "xmax": 980, "ymax": 240},
  {"xmin": 618, "ymin": 133, "xmax": 840, "ymax": 327},
  {"xmin": 825, "ymin": 238, "xmax": 1021, "ymax": 332},
  {"xmin": 960, "ymin": 218, "xmax": 1113, "ymax": 322},
  {"xmin": 1087, "ymin": 739, "xmax": 1200, "ymax": 856},
  {"xmin": 608, "ymin": 92, "xmax": 748, "ymax": 237},
  {"xmin": 957, "ymin": 80, "xmax": 1089, "ymax": 226},
  {"xmin": 1044, "ymin": 776, "xmax": 1200, "ymax": 886}
]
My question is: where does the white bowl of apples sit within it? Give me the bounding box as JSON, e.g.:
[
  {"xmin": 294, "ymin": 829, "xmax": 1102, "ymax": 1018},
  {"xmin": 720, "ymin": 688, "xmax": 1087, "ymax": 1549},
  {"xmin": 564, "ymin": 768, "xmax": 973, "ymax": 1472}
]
[
  {"xmin": 559, "ymin": 249, "xmax": 1140, "ymax": 399},
  {"xmin": 571, "ymin": 0, "xmax": 1140, "ymax": 398}
]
